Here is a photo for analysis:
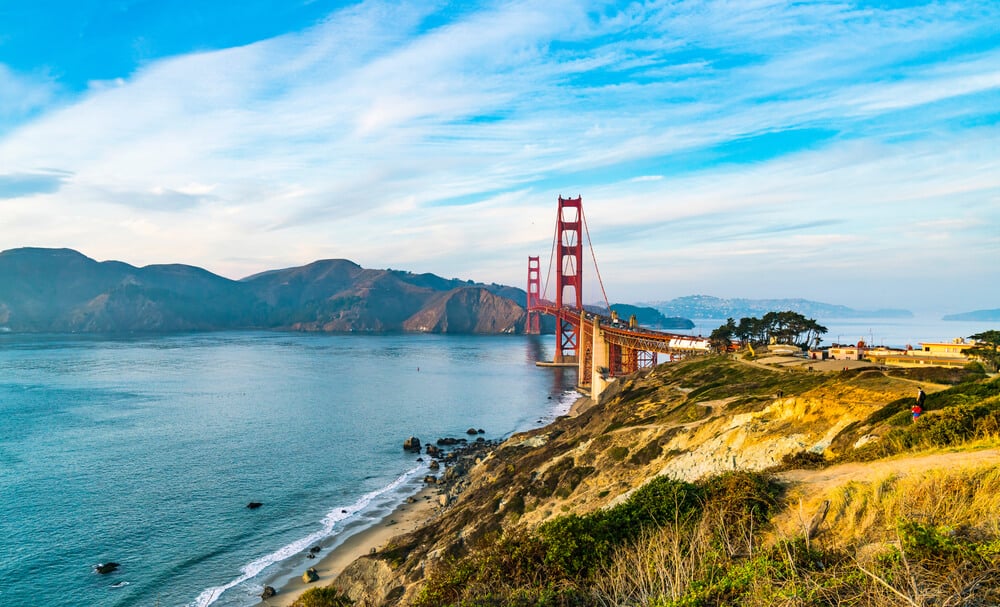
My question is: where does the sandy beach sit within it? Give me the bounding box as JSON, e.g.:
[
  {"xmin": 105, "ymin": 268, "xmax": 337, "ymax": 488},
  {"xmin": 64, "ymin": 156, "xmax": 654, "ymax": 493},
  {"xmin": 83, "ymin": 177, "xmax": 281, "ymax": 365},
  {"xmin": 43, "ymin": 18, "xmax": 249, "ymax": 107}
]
[{"xmin": 259, "ymin": 486, "xmax": 441, "ymax": 607}]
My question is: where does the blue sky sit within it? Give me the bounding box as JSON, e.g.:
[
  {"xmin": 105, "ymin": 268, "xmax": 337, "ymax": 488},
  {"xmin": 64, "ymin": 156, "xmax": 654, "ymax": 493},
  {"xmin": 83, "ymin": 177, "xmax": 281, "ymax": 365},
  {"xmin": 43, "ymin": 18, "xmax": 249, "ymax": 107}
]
[{"xmin": 1, "ymin": 0, "xmax": 997, "ymax": 314}]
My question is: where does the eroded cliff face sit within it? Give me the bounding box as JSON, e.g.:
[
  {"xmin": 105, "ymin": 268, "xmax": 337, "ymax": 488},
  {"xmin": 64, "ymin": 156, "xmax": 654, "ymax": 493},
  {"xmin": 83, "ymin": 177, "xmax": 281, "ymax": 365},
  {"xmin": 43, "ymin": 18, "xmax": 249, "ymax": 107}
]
[
  {"xmin": 331, "ymin": 358, "xmax": 926, "ymax": 606},
  {"xmin": 402, "ymin": 288, "xmax": 524, "ymax": 334}
]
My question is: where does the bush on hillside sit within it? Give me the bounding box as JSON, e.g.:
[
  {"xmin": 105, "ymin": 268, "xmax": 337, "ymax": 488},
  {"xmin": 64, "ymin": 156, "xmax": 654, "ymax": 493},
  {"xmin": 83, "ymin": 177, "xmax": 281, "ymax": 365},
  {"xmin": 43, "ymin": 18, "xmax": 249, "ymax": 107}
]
[
  {"xmin": 290, "ymin": 586, "xmax": 353, "ymax": 607},
  {"xmin": 884, "ymin": 364, "xmax": 986, "ymax": 385},
  {"xmin": 846, "ymin": 377, "xmax": 1000, "ymax": 461},
  {"xmin": 414, "ymin": 472, "xmax": 780, "ymax": 607}
]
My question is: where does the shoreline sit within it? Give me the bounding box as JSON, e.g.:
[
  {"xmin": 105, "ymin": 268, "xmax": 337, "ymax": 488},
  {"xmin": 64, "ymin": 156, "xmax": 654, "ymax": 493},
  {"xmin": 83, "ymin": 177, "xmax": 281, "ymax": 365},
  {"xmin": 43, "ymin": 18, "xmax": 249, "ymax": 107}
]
[
  {"xmin": 259, "ymin": 485, "xmax": 441, "ymax": 607},
  {"xmin": 256, "ymin": 392, "xmax": 581, "ymax": 606}
]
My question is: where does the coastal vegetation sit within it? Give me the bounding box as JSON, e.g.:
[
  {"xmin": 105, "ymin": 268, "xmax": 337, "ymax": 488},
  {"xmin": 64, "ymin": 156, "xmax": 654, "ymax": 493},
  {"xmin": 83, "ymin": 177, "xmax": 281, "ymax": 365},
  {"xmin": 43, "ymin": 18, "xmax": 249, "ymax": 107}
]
[
  {"xmin": 321, "ymin": 354, "xmax": 1000, "ymax": 607},
  {"xmin": 708, "ymin": 311, "xmax": 828, "ymax": 351},
  {"xmin": 965, "ymin": 330, "xmax": 1000, "ymax": 372}
]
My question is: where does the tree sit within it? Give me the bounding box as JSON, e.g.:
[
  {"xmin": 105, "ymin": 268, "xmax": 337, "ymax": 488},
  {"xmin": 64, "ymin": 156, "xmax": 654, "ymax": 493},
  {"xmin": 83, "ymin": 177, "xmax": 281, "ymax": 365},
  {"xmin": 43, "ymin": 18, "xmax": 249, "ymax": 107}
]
[
  {"xmin": 966, "ymin": 330, "xmax": 1000, "ymax": 372},
  {"xmin": 710, "ymin": 318, "xmax": 737, "ymax": 352},
  {"xmin": 716, "ymin": 311, "xmax": 827, "ymax": 350}
]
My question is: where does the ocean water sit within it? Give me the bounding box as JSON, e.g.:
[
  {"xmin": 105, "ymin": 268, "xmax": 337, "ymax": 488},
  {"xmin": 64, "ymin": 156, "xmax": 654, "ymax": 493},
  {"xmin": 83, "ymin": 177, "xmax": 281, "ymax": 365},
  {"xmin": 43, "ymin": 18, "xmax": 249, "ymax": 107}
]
[{"xmin": 0, "ymin": 332, "xmax": 576, "ymax": 607}]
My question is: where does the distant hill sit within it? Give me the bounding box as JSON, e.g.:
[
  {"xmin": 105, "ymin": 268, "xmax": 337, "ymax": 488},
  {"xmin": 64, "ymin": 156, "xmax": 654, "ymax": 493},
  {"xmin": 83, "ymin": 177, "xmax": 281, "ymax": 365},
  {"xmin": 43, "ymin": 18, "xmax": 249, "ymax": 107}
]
[
  {"xmin": 943, "ymin": 308, "xmax": 1000, "ymax": 322},
  {"xmin": 0, "ymin": 248, "xmax": 532, "ymax": 334},
  {"xmin": 648, "ymin": 295, "xmax": 912, "ymax": 320},
  {"xmin": 607, "ymin": 303, "xmax": 694, "ymax": 330}
]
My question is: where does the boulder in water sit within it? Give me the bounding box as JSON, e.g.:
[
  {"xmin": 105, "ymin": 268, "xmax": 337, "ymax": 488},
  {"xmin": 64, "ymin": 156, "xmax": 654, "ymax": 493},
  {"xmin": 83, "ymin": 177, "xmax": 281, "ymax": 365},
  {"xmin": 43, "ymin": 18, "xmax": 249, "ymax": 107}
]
[
  {"xmin": 261, "ymin": 585, "xmax": 277, "ymax": 599},
  {"xmin": 246, "ymin": 502, "xmax": 263, "ymax": 509},
  {"xmin": 403, "ymin": 436, "xmax": 421, "ymax": 452},
  {"xmin": 95, "ymin": 562, "xmax": 120, "ymax": 574}
]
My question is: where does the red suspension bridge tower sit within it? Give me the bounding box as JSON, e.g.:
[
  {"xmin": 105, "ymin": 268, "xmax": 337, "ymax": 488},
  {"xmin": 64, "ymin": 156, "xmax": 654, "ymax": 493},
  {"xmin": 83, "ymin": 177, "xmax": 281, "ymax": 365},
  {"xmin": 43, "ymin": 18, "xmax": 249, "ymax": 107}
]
[
  {"xmin": 554, "ymin": 196, "xmax": 584, "ymax": 362},
  {"xmin": 525, "ymin": 256, "xmax": 541, "ymax": 334}
]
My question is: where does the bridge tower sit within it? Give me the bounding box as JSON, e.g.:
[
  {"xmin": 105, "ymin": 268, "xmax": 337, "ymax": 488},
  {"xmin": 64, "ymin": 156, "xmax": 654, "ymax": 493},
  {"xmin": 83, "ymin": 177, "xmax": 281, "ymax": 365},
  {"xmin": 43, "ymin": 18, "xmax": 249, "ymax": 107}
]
[
  {"xmin": 554, "ymin": 196, "xmax": 583, "ymax": 363},
  {"xmin": 525, "ymin": 256, "xmax": 541, "ymax": 334}
]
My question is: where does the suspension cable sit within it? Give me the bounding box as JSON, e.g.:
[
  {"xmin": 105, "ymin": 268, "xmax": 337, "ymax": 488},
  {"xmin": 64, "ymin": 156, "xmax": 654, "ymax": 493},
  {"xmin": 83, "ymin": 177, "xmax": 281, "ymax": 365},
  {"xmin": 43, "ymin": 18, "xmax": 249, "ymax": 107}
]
[
  {"xmin": 581, "ymin": 205, "xmax": 611, "ymax": 313},
  {"xmin": 541, "ymin": 203, "xmax": 559, "ymax": 303}
]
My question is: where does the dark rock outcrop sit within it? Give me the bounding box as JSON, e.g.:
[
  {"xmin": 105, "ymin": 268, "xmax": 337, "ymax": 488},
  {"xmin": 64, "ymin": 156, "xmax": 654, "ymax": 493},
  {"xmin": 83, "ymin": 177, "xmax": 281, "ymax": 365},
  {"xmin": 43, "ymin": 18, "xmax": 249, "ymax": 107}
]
[
  {"xmin": 261, "ymin": 585, "xmax": 277, "ymax": 599},
  {"xmin": 302, "ymin": 567, "xmax": 319, "ymax": 583},
  {"xmin": 95, "ymin": 562, "xmax": 119, "ymax": 574},
  {"xmin": 403, "ymin": 436, "xmax": 422, "ymax": 452},
  {"xmin": 246, "ymin": 502, "xmax": 263, "ymax": 509}
]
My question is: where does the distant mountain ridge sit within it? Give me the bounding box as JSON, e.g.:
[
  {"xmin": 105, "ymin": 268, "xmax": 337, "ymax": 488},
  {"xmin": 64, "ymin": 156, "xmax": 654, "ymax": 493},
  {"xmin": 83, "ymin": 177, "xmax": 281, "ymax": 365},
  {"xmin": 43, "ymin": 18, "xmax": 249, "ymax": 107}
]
[
  {"xmin": 943, "ymin": 308, "xmax": 1000, "ymax": 322},
  {"xmin": 648, "ymin": 295, "xmax": 912, "ymax": 320},
  {"xmin": 0, "ymin": 248, "xmax": 532, "ymax": 334},
  {"xmin": 606, "ymin": 303, "xmax": 694, "ymax": 330}
]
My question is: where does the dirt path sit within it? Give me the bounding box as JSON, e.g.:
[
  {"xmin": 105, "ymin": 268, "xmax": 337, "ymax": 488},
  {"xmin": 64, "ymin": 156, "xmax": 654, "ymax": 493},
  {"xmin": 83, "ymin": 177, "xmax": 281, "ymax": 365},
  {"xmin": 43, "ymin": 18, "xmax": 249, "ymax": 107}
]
[{"xmin": 779, "ymin": 448, "xmax": 1000, "ymax": 489}]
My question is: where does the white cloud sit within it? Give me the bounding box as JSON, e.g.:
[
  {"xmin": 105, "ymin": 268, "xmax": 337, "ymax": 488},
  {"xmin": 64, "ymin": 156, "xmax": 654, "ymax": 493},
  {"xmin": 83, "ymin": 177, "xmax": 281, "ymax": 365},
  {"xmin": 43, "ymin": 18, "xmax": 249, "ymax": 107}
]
[{"xmin": 0, "ymin": 0, "xmax": 997, "ymax": 312}]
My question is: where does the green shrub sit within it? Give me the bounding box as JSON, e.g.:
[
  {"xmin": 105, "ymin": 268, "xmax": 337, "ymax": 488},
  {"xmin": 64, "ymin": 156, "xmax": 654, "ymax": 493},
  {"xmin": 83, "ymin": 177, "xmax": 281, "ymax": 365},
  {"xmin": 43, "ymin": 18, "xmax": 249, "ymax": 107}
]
[
  {"xmin": 607, "ymin": 446, "xmax": 629, "ymax": 461},
  {"xmin": 290, "ymin": 586, "xmax": 353, "ymax": 607}
]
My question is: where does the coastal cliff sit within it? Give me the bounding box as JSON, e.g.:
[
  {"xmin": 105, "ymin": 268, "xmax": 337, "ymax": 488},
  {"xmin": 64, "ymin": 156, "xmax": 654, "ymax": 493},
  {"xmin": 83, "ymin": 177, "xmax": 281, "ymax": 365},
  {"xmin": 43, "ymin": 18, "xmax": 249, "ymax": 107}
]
[{"xmin": 321, "ymin": 356, "xmax": 1000, "ymax": 607}]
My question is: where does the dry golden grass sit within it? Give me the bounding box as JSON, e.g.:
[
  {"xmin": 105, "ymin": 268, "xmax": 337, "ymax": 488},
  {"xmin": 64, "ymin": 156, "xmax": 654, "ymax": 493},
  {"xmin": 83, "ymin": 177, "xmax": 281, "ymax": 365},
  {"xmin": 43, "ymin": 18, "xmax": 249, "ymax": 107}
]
[{"xmin": 783, "ymin": 465, "xmax": 1000, "ymax": 547}]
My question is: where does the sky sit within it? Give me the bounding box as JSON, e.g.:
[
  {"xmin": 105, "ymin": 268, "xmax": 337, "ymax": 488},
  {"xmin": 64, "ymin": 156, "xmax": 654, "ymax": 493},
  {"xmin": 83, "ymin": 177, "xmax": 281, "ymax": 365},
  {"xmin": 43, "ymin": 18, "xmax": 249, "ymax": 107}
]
[{"xmin": 1, "ymin": 0, "xmax": 998, "ymax": 314}]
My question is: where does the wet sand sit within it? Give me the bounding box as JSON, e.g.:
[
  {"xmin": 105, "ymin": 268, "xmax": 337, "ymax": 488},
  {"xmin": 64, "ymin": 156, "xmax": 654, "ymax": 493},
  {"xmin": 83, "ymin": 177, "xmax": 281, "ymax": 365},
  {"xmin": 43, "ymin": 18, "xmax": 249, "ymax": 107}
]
[{"xmin": 259, "ymin": 486, "xmax": 440, "ymax": 607}]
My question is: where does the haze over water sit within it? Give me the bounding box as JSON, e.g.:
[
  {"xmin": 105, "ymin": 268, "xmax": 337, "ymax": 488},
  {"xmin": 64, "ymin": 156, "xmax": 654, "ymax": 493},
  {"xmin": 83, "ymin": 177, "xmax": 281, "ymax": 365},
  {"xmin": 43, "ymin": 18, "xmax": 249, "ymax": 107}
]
[{"xmin": 0, "ymin": 332, "xmax": 576, "ymax": 607}]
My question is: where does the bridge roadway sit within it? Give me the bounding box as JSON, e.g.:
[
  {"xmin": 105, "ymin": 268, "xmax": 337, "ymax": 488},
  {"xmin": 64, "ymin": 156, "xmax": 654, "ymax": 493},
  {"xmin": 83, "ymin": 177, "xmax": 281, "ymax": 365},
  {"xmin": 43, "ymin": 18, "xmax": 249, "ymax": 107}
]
[{"xmin": 531, "ymin": 300, "xmax": 710, "ymax": 399}]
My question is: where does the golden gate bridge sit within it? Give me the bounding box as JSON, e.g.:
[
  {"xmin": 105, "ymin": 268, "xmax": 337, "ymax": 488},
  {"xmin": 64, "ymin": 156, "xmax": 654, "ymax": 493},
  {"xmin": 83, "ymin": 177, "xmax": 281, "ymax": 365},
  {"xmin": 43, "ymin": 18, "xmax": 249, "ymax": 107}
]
[{"xmin": 527, "ymin": 196, "xmax": 710, "ymax": 399}]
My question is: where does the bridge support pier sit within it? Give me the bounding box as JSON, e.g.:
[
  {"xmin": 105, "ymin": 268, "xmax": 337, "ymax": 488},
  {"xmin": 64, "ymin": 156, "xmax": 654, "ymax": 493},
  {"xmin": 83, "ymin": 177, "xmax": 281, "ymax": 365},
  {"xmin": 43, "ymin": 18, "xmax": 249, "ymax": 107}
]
[{"xmin": 582, "ymin": 317, "xmax": 611, "ymax": 399}]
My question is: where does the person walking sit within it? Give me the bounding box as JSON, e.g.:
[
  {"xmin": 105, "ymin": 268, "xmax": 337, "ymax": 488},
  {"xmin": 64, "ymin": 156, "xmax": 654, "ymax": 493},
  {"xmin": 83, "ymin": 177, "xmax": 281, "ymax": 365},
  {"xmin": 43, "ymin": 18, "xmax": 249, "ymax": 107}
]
[{"xmin": 913, "ymin": 387, "xmax": 926, "ymax": 421}]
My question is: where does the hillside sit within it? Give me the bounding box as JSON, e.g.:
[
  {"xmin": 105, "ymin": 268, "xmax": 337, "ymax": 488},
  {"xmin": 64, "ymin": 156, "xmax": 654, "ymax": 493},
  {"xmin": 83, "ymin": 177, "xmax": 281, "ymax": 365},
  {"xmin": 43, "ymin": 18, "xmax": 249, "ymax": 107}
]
[
  {"xmin": 0, "ymin": 248, "xmax": 531, "ymax": 334},
  {"xmin": 650, "ymin": 295, "xmax": 912, "ymax": 319},
  {"xmin": 607, "ymin": 303, "xmax": 694, "ymax": 329},
  {"xmin": 315, "ymin": 356, "xmax": 999, "ymax": 607}
]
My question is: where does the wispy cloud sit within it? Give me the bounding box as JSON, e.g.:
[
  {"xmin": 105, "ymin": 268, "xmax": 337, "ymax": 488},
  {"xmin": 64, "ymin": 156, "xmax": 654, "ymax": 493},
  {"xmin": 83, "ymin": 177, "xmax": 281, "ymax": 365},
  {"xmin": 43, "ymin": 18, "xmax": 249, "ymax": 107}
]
[
  {"xmin": 0, "ymin": 0, "xmax": 996, "ymax": 311},
  {"xmin": 0, "ymin": 64, "xmax": 58, "ymax": 129},
  {"xmin": 0, "ymin": 169, "xmax": 71, "ymax": 199}
]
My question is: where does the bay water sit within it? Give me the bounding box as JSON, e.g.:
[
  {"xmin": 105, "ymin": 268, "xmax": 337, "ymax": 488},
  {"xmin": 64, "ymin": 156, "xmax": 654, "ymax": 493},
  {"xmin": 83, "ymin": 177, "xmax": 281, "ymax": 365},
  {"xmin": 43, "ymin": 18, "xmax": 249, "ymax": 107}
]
[{"xmin": 0, "ymin": 332, "xmax": 576, "ymax": 607}]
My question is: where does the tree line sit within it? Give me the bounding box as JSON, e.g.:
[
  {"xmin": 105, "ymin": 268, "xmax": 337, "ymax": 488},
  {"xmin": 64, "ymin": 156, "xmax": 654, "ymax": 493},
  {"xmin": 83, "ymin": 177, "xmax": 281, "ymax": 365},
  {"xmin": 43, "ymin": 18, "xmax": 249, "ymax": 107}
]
[
  {"xmin": 709, "ymin": 311, "xmax": 828, "ymax": 351},
  {"xmin": 967, "ymin": 330, "xmax": 1000, "ymax": 372}
]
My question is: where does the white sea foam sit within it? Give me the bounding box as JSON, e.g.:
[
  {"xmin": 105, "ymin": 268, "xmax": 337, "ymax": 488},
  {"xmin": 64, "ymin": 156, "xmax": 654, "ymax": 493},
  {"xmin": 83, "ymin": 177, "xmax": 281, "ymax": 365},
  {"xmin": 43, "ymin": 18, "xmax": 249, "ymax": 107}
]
[
  {"xmin": 189, "ymin": 464, "xmax": 425, "ymax": 607},
  {"xmin": 556, "ymin": 389, "xmax": 579, "ymax": 415}
]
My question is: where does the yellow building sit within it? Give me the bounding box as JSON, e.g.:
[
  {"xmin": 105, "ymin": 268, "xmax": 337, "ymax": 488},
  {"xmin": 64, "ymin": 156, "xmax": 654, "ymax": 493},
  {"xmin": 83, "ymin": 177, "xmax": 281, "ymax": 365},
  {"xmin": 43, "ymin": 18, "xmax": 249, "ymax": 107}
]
[{"xmin": 866, "ymin": 338, "xmax": 975, "ymax": 368}]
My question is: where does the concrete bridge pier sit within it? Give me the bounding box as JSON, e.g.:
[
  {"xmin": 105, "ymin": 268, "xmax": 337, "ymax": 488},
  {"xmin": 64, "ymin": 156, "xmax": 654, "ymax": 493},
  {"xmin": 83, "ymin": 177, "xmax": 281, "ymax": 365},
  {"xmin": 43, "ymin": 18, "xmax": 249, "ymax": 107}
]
[{"xmin": 582, "ymin": 317, "xmax": 611, "ymax": 400}]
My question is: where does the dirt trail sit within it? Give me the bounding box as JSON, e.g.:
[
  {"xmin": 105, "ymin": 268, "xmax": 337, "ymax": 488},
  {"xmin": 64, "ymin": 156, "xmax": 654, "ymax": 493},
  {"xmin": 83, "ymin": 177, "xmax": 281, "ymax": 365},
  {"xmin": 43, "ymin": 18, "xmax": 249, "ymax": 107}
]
[{"xmin": 779, "ymin": 448, "xmax": 1000, "ymax": 490}]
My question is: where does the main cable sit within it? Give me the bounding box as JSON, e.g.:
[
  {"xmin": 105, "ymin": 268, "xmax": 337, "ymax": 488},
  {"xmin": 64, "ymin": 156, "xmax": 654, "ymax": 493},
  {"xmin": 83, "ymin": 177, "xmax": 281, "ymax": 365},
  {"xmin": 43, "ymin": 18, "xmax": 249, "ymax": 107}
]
[{"xmin": 581, "ymin": 205, "xmax": 611, "ymax": 313}]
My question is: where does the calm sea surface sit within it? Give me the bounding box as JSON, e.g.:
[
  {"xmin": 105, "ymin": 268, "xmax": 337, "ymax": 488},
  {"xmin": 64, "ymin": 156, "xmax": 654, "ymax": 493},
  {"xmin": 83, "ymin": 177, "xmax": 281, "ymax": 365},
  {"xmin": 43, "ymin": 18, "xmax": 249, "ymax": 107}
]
[{"xmin": 0, "ymin": 332, "xmax": 576, "ymax": 607}]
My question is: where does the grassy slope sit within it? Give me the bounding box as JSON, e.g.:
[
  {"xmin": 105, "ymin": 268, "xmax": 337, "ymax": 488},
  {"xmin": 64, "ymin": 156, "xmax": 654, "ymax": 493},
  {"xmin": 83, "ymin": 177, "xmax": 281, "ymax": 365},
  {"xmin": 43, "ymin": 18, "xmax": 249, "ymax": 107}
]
[{"xmin": 311, "ymin": 357, "xmax": 999, "ymax": 607}]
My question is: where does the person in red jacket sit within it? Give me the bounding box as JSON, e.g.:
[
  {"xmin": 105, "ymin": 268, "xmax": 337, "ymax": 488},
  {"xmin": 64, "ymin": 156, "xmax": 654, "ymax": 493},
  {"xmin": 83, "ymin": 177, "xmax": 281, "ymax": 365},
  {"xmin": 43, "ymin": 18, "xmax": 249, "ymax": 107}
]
[{"xmin": 912, "ymin": 387, "xmax": 926, "ymax": 421}]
